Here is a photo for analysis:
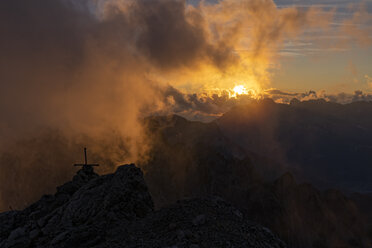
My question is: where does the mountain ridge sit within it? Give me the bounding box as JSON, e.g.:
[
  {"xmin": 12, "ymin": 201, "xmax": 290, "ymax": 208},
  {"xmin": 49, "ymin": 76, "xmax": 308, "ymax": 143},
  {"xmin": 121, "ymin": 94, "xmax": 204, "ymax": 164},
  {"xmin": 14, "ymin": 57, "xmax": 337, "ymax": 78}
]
[
  {"xmin": 142, "ymin": 113, "xmax": 371, "ymax": 247},
  {"xmin": 0, "ymin": 164, "xmax": 286, "ymax": 248}
]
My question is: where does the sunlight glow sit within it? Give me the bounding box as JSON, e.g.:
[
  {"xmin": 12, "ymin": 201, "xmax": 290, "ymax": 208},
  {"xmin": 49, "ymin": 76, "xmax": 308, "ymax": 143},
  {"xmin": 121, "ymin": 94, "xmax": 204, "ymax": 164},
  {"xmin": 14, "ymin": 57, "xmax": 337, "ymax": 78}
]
[
  {"xmin": 233, "ymin": 85, "xmax": 248, "ymax": 95},
  {"xmin": 201, "ymin": 80, "xmax": 262, "ymax": 100}
]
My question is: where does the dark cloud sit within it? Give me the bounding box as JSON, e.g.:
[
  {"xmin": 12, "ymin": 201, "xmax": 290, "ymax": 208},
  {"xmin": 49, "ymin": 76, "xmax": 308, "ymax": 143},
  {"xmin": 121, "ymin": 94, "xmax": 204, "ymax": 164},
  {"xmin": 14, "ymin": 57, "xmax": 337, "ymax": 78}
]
[{"xmin": 133, "ymin": 0, "xmax": 236, "ymax": 70}]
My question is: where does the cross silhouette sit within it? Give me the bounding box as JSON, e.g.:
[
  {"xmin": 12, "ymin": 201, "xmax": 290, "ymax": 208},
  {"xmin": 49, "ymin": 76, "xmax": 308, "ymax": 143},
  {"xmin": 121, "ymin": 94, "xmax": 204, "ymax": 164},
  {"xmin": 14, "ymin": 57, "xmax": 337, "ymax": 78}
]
[{"xmin": 74, "ymin": 147, "xmax": 99, "ymax": 170}]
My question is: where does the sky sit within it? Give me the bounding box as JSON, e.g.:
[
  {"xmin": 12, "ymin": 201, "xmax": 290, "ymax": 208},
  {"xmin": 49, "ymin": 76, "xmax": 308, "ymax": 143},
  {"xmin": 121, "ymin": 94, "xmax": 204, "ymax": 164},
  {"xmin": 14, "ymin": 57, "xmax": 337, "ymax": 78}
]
[
  {"xmin": 0, "ymin": 0, "xmax": 371, "ymax": 143},
  {"xmin": 183, "ymin": 0, "xmax": 372, "ymax": 94},
  {"xmin": 272, "ymin": 0, "xmax": 372, "ymax": 92}
]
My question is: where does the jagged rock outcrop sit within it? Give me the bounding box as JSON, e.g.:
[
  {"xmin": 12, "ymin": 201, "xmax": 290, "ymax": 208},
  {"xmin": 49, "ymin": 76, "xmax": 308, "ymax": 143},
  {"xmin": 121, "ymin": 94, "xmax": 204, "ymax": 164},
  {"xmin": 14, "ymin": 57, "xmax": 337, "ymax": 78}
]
[{"xmin": 0, "ymin": 164, "xmax": 286, "ymax": 248}]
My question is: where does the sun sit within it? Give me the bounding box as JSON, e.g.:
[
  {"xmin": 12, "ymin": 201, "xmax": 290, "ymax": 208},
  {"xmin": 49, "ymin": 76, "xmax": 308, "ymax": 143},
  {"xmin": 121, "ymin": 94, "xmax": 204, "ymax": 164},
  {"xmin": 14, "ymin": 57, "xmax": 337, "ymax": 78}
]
[{"xmin": 233, "ymin": 85, "xmax": 248, "ymax": 95}]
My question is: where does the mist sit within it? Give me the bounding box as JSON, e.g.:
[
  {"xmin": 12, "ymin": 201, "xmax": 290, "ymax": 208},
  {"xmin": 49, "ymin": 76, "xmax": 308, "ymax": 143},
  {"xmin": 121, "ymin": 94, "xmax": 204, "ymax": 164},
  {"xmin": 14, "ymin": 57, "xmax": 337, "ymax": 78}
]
[{"xmin": 0, "ymin": 0, "xmax": 370, "ymax": 211}]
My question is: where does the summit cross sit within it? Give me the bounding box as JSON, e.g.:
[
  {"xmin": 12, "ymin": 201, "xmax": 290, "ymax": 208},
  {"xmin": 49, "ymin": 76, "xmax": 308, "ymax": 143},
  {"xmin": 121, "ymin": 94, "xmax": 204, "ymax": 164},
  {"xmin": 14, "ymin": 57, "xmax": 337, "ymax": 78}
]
[{"xmin": 74, "ymin": 147, "xmax": 99, "ymax": 170}]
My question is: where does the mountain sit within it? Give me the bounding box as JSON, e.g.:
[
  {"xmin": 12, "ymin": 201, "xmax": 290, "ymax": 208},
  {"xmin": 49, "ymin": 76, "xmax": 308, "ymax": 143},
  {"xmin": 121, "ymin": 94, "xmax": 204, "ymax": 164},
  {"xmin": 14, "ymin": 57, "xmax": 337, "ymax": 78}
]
[
  {"xmin": 0, "ymin": 164, "xmax": 286, "ymax": 248},
  {"xmin": 217, "ymin": 99, "xmax": 372, "ymax": 192},
  {"xmin": 244, "ymin": 173, "xmax": 369, "ymax": 247},
  {"xmin": 3, "ymin": 99, "xmax": 372, "ymax": 248},
  {"xmin": 350, "ymin": 192, "xmax": 372, "ymax": 240},
  {"xmin": 142, "ymin": 114, "xmax": 371, "ymax": 247}
]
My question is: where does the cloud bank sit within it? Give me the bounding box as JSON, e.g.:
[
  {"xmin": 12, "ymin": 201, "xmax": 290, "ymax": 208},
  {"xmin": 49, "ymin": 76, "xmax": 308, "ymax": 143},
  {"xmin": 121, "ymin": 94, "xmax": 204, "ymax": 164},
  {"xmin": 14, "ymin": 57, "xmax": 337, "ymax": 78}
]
[{"xmin": 159, "ymin": 86, "xmax": 372, "ymax": 122}]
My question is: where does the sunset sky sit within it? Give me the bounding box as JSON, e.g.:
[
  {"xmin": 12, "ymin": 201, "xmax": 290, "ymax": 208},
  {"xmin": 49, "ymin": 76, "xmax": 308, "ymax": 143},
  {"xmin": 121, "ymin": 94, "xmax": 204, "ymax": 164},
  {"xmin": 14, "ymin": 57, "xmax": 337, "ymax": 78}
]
[
  {"xmin": 0, "ymin": 0, "xmax": 372, "ymax": 145},
  {"xmin": 183, "ymin": 0, "xmax": 372, "ymax": 94},
  {"xmin": 273, "ymin": 0, "xmax": 372, "ymax": 93}
]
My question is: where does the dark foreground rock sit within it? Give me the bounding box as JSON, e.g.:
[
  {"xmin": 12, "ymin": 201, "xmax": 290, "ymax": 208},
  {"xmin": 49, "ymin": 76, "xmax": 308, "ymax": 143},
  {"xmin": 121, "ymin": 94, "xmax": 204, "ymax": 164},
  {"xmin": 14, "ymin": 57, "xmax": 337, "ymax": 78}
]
[{"xmin": 0, "ymin": 164, "xmax": 286, "ymax": 248}]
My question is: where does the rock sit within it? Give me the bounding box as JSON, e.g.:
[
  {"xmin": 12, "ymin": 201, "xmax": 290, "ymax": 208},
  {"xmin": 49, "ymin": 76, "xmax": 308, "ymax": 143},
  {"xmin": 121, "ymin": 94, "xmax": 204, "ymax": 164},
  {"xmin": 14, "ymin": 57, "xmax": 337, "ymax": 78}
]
[
  {"xmin": 233, "ymin": 209, "xmax": 243, "ymax": 219},
  {"xmin": 177, "ymin": 230, "xmax": 185, "ymax": 240},
  {"xmin": 6, "ymin": 227, "xmax": 30, "ymax": 248},
  {"xmin": 50, "ymin": 231, "xmax": 69, "ymax": 245},
  {"xmin": 8, "ymin": 227, "xmax": 25, "ymax": 240},
  {"xmin": 192, "ymin": 214, "xmax": 206, "ymax": 226},
  {"xmin": 0, "ymin": 164, "xmax": 286, "ymax": 248},
  {"xmin": 183, "ymin": 229, "xmax": 193, "ymax": 239},
  {"xmin": 29, "ymin": 229, "xmax": 40, "ymax": 239},
  {"xmin": 168, "ymin": 223, "xmax": 177, "ymax": 230},
  {"xmin": 130, "ymin": 197, "xmax": 286, "ymax": 248}
]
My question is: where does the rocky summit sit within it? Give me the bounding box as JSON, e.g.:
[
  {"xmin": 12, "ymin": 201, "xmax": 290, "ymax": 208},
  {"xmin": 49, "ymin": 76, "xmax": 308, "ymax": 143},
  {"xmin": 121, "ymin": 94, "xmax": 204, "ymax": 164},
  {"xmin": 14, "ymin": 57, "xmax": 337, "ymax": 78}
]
[{"xmin": 0, "ymin": 164, "xmax": 286, "ymax": 248}]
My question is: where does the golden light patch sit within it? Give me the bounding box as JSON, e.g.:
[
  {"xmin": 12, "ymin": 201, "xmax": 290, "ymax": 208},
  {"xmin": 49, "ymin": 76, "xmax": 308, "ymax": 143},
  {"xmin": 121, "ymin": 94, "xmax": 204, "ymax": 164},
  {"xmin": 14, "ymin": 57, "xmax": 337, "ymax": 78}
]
[{"xmin": 233, "ymin": 85, "xmax": 248, "ymax": 95}]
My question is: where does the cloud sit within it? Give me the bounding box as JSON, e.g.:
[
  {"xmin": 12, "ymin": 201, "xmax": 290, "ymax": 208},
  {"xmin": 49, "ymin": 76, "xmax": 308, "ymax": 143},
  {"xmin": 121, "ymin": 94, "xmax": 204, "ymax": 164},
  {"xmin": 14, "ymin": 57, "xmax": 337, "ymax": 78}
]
[
  {"xmin": 366, "ymin": 75, "xmax": 372, "ymax": 88},
  {"xmin": 0, "ymin": 0, "xmax": 242, "ymax": 211},
  {"xmin": 0, "ymin": 0, "xmax": 345, "ymax": 150},
  {"xmin": 0, "ymin": 0, "xmax": 368, "ymax": 139},
  {"xmin": 0, "ymin": 0, "xmax": 371, "ymax": 211},
  {"xmin": 132, "ymin": 0, "xmax": 237, "ymax": 70},
  {"xmin": 156, "ymin": 86, "xmax": 372, "ymax": 122},
  {"xmin": 339, "ymin": 2, "xmax": 372, "ymax": 47},
  {"xmin": 0, "ymin": 0, "xmax": 160, "ymax": 211}
]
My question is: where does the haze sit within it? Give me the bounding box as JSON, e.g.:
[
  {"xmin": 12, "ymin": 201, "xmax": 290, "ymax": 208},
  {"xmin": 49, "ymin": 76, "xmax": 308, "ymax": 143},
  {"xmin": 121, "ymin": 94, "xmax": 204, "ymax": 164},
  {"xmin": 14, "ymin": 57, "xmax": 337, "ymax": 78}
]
[{"xmin": 0, "ymin": 0, "xmax": 372, "ymax": 237}]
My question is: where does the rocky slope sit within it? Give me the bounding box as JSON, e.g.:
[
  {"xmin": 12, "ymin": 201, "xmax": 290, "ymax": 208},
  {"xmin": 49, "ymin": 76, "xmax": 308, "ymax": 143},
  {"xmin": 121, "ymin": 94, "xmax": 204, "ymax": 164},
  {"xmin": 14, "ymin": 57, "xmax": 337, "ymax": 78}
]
[{"xmin": 0, "ymin": 164, "xmax": 286, "ymax": 248}]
